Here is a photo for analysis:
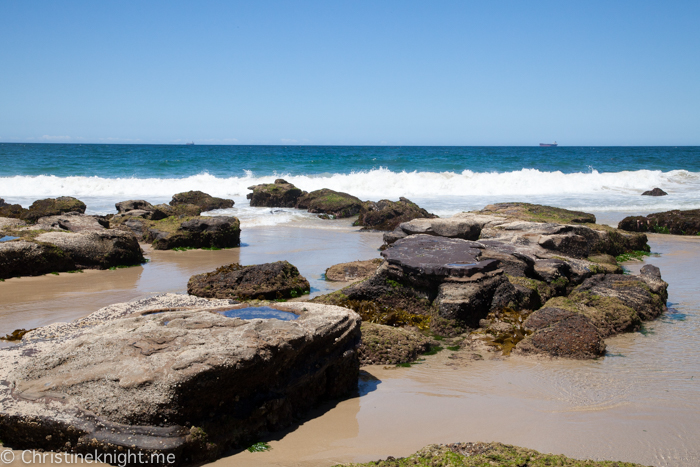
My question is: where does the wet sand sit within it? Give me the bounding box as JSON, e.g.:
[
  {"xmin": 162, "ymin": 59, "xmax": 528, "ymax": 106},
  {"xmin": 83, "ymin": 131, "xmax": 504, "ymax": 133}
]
[{"xmin": 1, "ymin": 228, "xmax": 699, "ymax": 466}]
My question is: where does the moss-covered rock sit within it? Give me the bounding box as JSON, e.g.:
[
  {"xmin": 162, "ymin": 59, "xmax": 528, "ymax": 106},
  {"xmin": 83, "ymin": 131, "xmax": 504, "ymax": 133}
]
[
  {"xmin": 0, "ymin": 240, "xmax": 76, "ymax": 279},
  {"xmin": 355, "ymin": 197, "xmax": 438, "ymax": 231},
  {"xmin": 359, "ymin": 323, "xmax": 433, "ymax": 365},
  {"xmin": 619, "ymin": 209, "xmax": 700, "ymax": 235},
  {"xmin": 296, "ymin": 188, "xmax": 363, "ymax": 218},
  {"xmin": 170, "ymin": 190, "xmax": 234, "ymax": 212},
  {"xmin": 0, "ymin": 199, "xmax": 27, "ymax": 219},
  {"xmin": 144, "ymin": 216, "xmax": 241, "ymax": 250},
  {"xmin": 325, "ymin": 259, "xmax": 382, "ymax": 282},
  {"xmin": 477, "ymin": 202, "xmax": 597, "ymax": 224},
  {"xmin": 335, "ymin": 441, "xmax": 648, "ymax": 466},
  {"xmin": 246, "ymin": 179, "xmax": 306, "ymax": 207},
  {"xmin": 21, "ymin": 197, "xmax": 86, "ymax": 223},
  {"xmin": 187, "ymin": 261, "xmax": 310, "ymax": 300}
]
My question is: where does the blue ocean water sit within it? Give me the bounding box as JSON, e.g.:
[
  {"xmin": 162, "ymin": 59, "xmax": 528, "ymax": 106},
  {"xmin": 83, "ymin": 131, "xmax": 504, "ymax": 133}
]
[{"xmin": 1, "ymin": 143, "xmax": 699, "ymax": 225}]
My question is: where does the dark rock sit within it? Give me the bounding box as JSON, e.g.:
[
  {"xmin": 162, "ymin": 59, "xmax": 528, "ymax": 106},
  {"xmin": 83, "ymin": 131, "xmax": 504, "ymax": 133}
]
[
  {"xmin": 246, "ymin": 179, "xmax": 306, "ymax": 207},
  {"xmin": 35, "ymin": 230, "xmax": 144, "ymax": 269},
  {"xmin": 188, "ymin": 261, "xmax": 310, "ymax": 300},
  {"xmin": 544, "ymin": 272, "xmax": 667, "ymax": 337},
  {"xmin": 21, "ymin": 197, "xmax": 86, "ymax": 223},
  {"xmin": 0, "ymin": 295, "xmax": 359, "ymax": 464},
  {"xmin": 115, "ymin": 199, "xmax": 154, "ymax": 213},
  {"xmin": 355, "ymin": 197, "xmax": 437, "ymax": 231},
  {"xmin": 642, "ymin": 188, "xmax": 668, "ymax": 196},
  {"xmin": 436, "ymin": 274, "xmax": 512, "ymax": 327},
  {"xmin": 380, "ymin": 235, "xmax": 498, "ymax": 280},
  {"xmin": 516, "ymin": 309, "xmax": 606, "ymax": 359},
  {"xmin": 0, "ymin": 199, "xmax": 27, "ymax": 219},
  {"xmin": 618, "ymin": 209, "xmax": 700, "ymax": 236},
  {"xmin": 476, "ymin": 202, "xmax": 596, "ymax": 224},
  {"xmin": 295, "ymin": 189, "xmax": 363, "ymax": 218},
  {"xmin": 144, "ymin": 216, "xmax": 241, "ymax": 250},
  {"xmin": 358, "ymin": 323, "xmax": 433, "ymax": 365},
  {"xmin": 325, "ymin": 259, "xmax": 382, "ymax": 282},
  {"xmin": 0, "ymin": 240, "xmax": 76, "ymax": 279},
  {"xmin": 383, "ymin": 214, "xmax": 491, "ymax": 245},
  {"xmin": 170, "ymin": 191, "xmax": 234, "ymax": 212}
]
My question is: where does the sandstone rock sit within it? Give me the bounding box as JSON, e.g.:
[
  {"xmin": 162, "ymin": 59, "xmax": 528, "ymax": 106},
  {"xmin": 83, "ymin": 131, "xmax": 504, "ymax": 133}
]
[
  {"xmin": 543, "ymin": 272, "xmax": 667, "ymax": 337},
  {"xmin": 21, "ymin": 196, "xmax": 86, "ymax": 223},
  {"xmin": 436, "ymin": 275, "xmax": 512, "ymax": 327},
  {"xmin": 35, "ymin": 230, "xmax": 144, "ymax": 269},
  {"xmin": 115, "ymin": 199, "xmax": 155, "ymax": 213},
  {"xmin": 383, "ymin": 213, "xmax": 497, "ymax": 245},
  {"xmin": 144, "ymin": 216, "xmax": 241, "ymax": 250},
  {"xmin": 0, "ymin": 200, "xmax": 27, "ymax": 219},
  {"xmin": 170, "ymin": 191, "xmax": 234, "ymax": 212},
  {"xmin": 295, "ymin": 189, "xmax": 363, "ymax": 218},
  {"xmin": 515, "ymin": 307, "xmax": 606, "ymax": 359},
  {"xmin": 188, "ymin": 261, "xmax": 310, "ymax": 300},
  {"xmin": 246, "ymin": 179, "xmax": 306, "ymax": 207},
  {"xmin": 325, "ymin": 259, "xmax": 382, "ymax": 282},
  {"xmin": 642, "ymin": 187, "xmax": 668, "ymax": 196},
  {"xmin": 355, "ymin": 197, "xmax": 437, "ymax": 231},
  {"xmin": 0, "ymin": 217, "xmax": 27, "ymax": 230},
  {"xmin": 476, "ymin": 202, "xmax": 597, "ymax": 224},
  {"xmin": 0, "ymin": 295, "xmax": 360, "ymax": 464},
  {"xmin": 619, "ymin": 209, "xmax": 700, "ymax": 235},
  {"xmin": 35, "ymin": 212, "xmax": 108, "ymax": 232},
  {"xmin": 358, "ymin": 322, "xmax": 433, "ymax": 365},
  {"xmin": 0, "ymin": 240, "xmax": 76, "ymax": 279}
]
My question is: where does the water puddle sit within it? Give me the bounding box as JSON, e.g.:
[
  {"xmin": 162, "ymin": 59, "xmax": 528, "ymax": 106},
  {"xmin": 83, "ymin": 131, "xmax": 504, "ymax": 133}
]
[
  {"xmin": 0, "ymin": 236, "xmax": 19, "ymax": 242},
  {"xmin": 217, "ymin": 305, "xmax": 299, "ymax": 321}
]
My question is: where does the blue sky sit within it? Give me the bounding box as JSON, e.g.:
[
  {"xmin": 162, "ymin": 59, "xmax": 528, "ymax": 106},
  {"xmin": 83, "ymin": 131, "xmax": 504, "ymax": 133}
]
[{"xmin": 1, "ymin": 1, "xmax": 698, "ymax": 145}]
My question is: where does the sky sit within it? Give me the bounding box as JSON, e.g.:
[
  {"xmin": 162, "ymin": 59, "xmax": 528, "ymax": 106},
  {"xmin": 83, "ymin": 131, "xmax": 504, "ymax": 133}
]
[{"xmin": 1, "ymin": 1, "xmax": 698, "ymax": 146}]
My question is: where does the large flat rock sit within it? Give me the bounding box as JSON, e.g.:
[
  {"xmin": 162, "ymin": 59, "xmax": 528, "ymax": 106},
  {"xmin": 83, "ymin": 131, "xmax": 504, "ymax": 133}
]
[{"xmin": 0, "ymin": 294, "xmax": 360, "ymax": 465}]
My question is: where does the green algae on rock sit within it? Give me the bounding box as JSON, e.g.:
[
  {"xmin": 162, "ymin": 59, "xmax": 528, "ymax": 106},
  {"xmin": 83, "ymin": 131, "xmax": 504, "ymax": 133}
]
[
  {"xmin": 296, "ymin": 188, "xmax": 363, "ymax": 218},
  {"xmin": 359, "ymin": 322, "xmax": 433, "ymax": 365},
  {"xmin": 355, "ymin": 197, "xmax": 438, "ymax": 231},
  {"xmin": 246, "ymin": 179, "xmax": 306, "ymax": 207},
  {"xmin": 619, "ymin": 209, "xmax": 700, "ymax": 236},
  {"xmin": 477, "ymin": 202, "xmax": 597, "ymax": 224},
  {"xmin": 169, "ymin": 190, "xmax": 234, "ymax": 212},
  {"xmin": 334, "ymin": 442, "xmax": 649, "ymax": 467}
]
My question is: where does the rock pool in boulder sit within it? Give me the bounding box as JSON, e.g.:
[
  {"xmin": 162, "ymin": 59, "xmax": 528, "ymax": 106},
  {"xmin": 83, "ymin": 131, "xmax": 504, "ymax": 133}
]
[{"xmin": 0, "ymin": 294, "xmax": 360, "ymax": 465}]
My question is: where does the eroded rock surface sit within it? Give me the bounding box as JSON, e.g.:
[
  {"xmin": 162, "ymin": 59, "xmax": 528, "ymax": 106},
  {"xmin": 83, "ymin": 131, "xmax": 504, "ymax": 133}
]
[
  {"xmin": 247, "ymin": 179, "xmax": 306, "ymax": 207},
  {"xmin": 170, "ymin": 191, "xmax": 234, "ymax": 212},
  {"xmin": 619, "ymin": 209, "xmax": 700, "ymax": 235},
  {"xmin": 0, "ymin": 295, "xmax": 360, "ymax": 465},
  {"xmin": 296, "ymin": 189, "xmax": 363, "ymax": 218},
  {"xmin": 325, "ymin": 259, "xmax": 382, "ymax": 282},
  {"xmin": 21, "ymin": 196, "xmax": 86, "ymax": 222},
  {"xmin": 355, "ymin": 197, "xmax": 437, "ymax": 231},
  {"xmin": 188, "ymin": 261, "xmax": 310, "ymax": 300},
  {"xmin": 358, "ymin": 323, "xmax": 433, "ymax": 365},
  {"xmin": 126, "ymin": 215, "xmax": 241, "ymax": 250}
]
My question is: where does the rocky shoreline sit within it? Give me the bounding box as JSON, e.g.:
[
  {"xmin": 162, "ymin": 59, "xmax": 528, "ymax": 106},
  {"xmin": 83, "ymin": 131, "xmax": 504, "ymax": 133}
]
[{"xmin": 0, "ymin": 193, "xmax": 681, "ymax": 466}]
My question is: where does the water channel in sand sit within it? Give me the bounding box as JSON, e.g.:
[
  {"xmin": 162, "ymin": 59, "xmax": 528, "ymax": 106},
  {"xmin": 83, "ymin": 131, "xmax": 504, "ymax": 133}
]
[{"xmin": 1, "ymin": 221, "xmax": 699, "ymax": 466}]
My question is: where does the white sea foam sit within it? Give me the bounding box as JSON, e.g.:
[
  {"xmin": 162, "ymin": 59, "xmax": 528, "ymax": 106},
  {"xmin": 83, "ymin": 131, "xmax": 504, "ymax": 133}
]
[{"xmin": 2, "ymin": 168, "xmax": 699, "ymax": 226}]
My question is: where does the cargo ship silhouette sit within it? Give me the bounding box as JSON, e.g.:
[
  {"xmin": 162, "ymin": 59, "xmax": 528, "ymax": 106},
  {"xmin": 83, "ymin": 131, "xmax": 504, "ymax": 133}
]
[{"xmin": 539, "ymin": 141, "xmax": 558, "ymax": 147}]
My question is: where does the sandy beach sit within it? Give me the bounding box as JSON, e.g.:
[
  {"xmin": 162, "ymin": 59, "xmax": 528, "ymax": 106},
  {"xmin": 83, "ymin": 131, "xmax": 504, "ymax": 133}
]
[{"xmin": 1, "ymin": 222, "xmax": 699, "ymax": 466}]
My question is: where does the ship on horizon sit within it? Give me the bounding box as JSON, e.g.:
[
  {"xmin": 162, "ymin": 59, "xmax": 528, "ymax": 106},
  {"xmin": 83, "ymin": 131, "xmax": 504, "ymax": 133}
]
[
  {"xmin": 539, "ymin": 141, "xmax": 558, "ymax": 147},
  {"xmin": 185, "ymin": 141, "xmax": 194, "ymax": 146}
]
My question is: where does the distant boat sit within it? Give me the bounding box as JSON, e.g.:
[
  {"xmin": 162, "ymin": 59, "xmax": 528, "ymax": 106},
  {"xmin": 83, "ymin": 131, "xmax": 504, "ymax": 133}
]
[
  {"xmin": 185, "ymin": 141, "xmax": 195, "ymax": 146},
  {"xmin": 539, "ymin": 141, "xmax": 558, "ymax": 147}
]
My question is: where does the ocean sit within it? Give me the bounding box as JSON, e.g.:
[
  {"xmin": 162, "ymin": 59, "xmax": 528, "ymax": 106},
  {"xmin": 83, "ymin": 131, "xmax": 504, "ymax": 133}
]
[{"xmin": 1, "ymin": 143, "xmax": 699, "ymax": 227}]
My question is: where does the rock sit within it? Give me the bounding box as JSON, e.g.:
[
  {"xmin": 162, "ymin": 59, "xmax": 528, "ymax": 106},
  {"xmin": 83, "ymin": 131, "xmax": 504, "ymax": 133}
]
[
  {"xmin": 19, "ymin": 197, "xmax": 86, "ymax": 223},
  {"xmin": 35, "ymin": 230, "xmax": 144, "ymax": 269},
  {"xmin": 325, "ymin": 259, "xmax": 382, "ymax": 282},
  {"xmin": 340, "ymin": 442, "xmax": 648, "ymax": 467},
  {"xmin": 0, "ymin": 217, "xmax": 27, "ymax": 230},
  {"xmin": 295, "ymin": 189, "xmax": 363, "ymax": 218},
  {"xmin": 143, "ymin": 216, "xmax": 241, "ymax": 250},
  {"xmin": 0, "ymin": 240, "xmax": 76, "ymax": 279},
  {"xmin": 436, "ymin": 275, "xmax": 512, "ymax": 327},
  {"xmin": 0, "ymin": 200, "xmax": 27, "ymax": 219},
  {"xmin": 0, "ymin": 295, "xmax": 360, "ymax": 464},
  {"xmin": 618, "ymin": 209, "xmax": 700, "ymax": 235},
  {"xmin": 34, "ymin": 212, "xmax": 108, "ymax": 232},
  {"xmin": 115, "ymin": 199, "xmax": 155, "ymax": 213},
  {"xmin": 354, "ymin": 197, "xmax": 437, "ymax": 231},
  {"xmin": 384, "ymin": 215, "xmax": 487, "ymax": 245},
  {"xmin": 476, "ymin": 202, "xmax": 597, "ymax": 224},
  {"xmin": 358, "ymin": 322, "xmax": 433, "ymax": 365},
  {"xmin": 246, "ymin": 179, "xmax": 306, "ymax": 207},
  {"xmin": 543, "ymin": 272, "xmax": 667, "ymax": 337},
  {"xmin": 642, "ymin": 187, "xmax": 668, "ymax": 196},
  {"xmin": 515, "ymin": 307, "xmax": 606, "ymax": 359},
  {"xmin": 188, "ymin": 261, "xmax": 310, "ymax": 300},
  {"xmin": 170, "ymin": 191, "xmax": 234, "ymax": 212}
]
